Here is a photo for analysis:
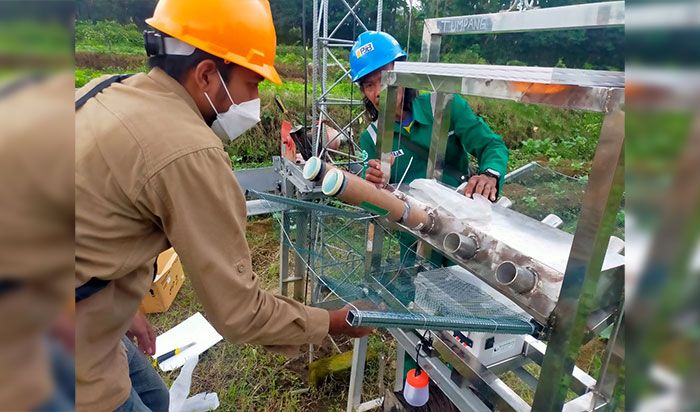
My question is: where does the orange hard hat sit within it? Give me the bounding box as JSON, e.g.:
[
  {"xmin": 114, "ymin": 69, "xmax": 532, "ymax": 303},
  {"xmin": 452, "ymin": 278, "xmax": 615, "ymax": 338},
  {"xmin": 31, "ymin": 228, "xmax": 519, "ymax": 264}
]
[{"xmin": 146, "ymin": 0, "xmax": 282, "ymax": 84}]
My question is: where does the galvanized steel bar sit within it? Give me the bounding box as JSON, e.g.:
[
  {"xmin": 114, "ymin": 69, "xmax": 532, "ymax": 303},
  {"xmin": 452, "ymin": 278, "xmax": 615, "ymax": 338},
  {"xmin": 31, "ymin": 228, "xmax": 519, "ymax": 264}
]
[
  {"xmin": 249, "ymin": 190, "xmax": 369, "ymax": 219},
  {"xmin": 279, "ymin": 211, "xmax": 292, "ymax": 296},
  {"xmin": 593, "ymin": 303, "xmax": 624, "ymax": 410},
  {"xmin": 377, "ymin": 79, "xmax": 399, "ymax": 182},
  {"xmin": 317, "ymin": 37, "xmax": 356, "ymax": 45},
  {"xmin": 420, "ymin": 22, "xmax": 442, "ymax": 62},
  {"xmin": 347, "ymin": 310, "xmax": 536, "ymax": 335},
  {"xmin": 426, "ymin": 93, "xmax": 453, "ymax": 182},
  {"xmin": 328, "ymin": 0, "xmax": 364, "ymax": 38},
  {"xmin": 245, "ymin": 199, "xmax": 290, "ymax": 217},
  {"xmin": 386, "ymin": 69, "xmax": 620, "ymax": 113},
  {"xmin": 531, "ymin": 109, "xmax": 625, "ymax": 411},
  {"xmin": 311, "ymin": 0, "xmax": 320, "ymax": 156},
  {"xmin": 424, "ymin": 1, "xmax": 624, "ymax": 36},
  {"xmin": 393, "ymin": 62, "xmax": 624, "ymax": 88},
  {"xmin": 346, "ymin": 336, "xmax": 369, "ymax": 412}
]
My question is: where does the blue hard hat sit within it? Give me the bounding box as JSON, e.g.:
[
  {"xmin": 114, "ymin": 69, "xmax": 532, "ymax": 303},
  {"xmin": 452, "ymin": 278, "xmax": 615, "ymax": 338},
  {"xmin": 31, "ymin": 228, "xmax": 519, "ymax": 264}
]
[{"xmin": 349, "ymin": 31, "xmax": 407, "ymax": 83}]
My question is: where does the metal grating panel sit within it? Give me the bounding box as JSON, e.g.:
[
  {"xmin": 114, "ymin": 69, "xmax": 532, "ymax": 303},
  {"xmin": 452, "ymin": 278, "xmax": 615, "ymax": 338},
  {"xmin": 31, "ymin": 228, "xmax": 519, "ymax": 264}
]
[{"xmin": 346, "ymin": 266, "xmax": 538, "ymax": 334}]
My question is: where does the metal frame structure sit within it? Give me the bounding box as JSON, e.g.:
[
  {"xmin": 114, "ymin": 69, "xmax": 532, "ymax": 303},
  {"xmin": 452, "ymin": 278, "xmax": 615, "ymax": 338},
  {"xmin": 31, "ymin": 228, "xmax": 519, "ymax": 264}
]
[
  {"xmin": 311, "ymin": 0, "xmax": 384, "ymax": 163},
  {"xmin": 420, "ymin": 1, "xmax": 624, "ymax": 63},
  {"xmin": 234, "ymin": 2, "xmax": 626, "ymax": 411},
  {"xmin": 344, "ymin": 3, "xmax": 625, "ymax": 411}
]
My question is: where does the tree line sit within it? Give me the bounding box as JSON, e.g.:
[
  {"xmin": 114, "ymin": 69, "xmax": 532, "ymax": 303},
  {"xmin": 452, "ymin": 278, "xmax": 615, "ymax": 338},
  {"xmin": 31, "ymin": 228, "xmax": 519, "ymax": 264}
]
[{"xmin": 76, "ymin": 0, "xmax": 623, "ymax": 70}]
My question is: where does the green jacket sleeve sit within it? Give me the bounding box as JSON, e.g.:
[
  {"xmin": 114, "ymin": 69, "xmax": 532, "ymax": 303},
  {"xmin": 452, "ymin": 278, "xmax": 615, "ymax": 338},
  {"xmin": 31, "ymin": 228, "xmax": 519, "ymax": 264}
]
[{"xmin": 450, "ymin": 95, "xmax": 509, "ymax": 188}]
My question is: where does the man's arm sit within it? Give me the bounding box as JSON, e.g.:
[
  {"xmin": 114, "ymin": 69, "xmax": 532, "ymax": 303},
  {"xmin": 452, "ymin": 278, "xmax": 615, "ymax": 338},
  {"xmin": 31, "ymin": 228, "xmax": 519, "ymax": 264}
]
[
  {"xmin": 451, "ymin": 95, "xmax": 509, "ymax": 200},
  {"xmin": 138, "ymin": 148, "xmax": 366, "ymax": 347}
]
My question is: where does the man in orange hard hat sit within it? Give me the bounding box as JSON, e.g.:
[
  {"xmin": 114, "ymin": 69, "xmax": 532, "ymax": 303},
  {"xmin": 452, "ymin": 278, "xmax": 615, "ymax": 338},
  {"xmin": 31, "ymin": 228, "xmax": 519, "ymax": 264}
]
[{"xmin": 75, "ymin": 1, "xmax": 369, "ymax": 410}]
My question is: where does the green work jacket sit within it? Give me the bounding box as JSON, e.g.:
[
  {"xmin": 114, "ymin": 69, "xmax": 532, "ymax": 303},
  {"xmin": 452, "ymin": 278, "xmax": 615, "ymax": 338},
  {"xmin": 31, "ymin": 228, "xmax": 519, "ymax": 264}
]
[{"xmin": 359, "ymin": 93, "xmax": 508, "ymax": 192}]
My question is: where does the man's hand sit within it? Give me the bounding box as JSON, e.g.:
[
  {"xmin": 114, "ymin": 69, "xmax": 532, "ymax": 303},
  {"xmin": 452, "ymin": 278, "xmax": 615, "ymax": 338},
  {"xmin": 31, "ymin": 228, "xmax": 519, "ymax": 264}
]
[
  {"xmin": 365, "ymin": 156, "xmax": 395, "ymax": 188},
  {"xmin": 127, "ymin": 310, "xmax": 156, "ymax": 356},
  {"xmin": 462, "ymin": 174, "xmax": 498, "ymax": 202},
  {"xmin": 328, "ymin": 308, "xmax": 372, "ymax": 338},
  {"xmin": 365, "ymin": 159, "xmax": 386, "ymax": 188}
]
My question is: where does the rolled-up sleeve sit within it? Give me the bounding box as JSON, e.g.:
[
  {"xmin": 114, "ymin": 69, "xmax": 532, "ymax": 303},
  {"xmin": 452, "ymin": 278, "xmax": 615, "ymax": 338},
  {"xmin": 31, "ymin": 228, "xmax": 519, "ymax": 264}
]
[{"xmin": 137, "ymin": 148, "xmax": 329, "ymax": 347}]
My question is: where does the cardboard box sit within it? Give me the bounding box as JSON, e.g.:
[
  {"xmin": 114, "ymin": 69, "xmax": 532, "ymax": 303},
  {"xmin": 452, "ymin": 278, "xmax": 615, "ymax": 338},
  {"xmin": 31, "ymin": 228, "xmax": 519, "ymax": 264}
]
[{"xmin": 140, "ymin": 248, "xmax": 185, "ymax": 313}]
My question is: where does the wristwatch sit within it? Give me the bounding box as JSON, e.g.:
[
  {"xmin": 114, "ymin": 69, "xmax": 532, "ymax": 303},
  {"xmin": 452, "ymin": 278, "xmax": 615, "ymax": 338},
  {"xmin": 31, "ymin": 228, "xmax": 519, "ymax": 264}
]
[{"xmin": 481, "ymin": 168, "xmax": 501, "ymax": 181}]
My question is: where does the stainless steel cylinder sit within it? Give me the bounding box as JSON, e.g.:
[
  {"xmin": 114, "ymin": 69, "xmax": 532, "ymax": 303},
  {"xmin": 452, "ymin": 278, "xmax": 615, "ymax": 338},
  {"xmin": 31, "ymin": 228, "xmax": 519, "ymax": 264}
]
[
  {"xmin": 443, "ymin": 232, "xmax": 478, "ymax": 260},
  {"xmin": 495, "ymin": 261, "xmax": 537, "ymax": 294}
]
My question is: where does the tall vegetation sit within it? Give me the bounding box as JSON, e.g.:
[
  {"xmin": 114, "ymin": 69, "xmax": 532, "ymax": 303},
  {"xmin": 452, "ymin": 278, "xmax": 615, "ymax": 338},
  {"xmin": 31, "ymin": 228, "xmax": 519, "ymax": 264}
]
[{"xmin": 76, "ymin": 0, "xmax": 623, "ymax": 70}]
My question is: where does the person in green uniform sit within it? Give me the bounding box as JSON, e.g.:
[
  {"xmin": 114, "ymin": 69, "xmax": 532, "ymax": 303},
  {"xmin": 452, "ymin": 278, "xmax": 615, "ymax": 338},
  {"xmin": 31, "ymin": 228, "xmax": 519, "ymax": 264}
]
[
  {"xmin": 349, "ymin": 31, "xmax": 510, "ymax": 394},
  {"xmin": 349, "ymin": 31, "xmax": 509, "ymax": 265}
]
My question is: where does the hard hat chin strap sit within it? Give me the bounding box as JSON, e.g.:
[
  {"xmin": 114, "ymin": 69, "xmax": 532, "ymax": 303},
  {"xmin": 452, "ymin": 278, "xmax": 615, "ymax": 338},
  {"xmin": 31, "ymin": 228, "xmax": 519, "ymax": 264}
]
[{"xmin": 144, "ymin": 30, "xmax": 196, "ymax": 57}]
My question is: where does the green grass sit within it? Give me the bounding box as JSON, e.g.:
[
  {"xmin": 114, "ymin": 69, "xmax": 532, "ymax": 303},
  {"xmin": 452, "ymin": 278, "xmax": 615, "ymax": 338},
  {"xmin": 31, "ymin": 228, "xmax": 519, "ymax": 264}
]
[{"xmin": 76, "ymin": 20, "xmax": 146, "ymax": 55}]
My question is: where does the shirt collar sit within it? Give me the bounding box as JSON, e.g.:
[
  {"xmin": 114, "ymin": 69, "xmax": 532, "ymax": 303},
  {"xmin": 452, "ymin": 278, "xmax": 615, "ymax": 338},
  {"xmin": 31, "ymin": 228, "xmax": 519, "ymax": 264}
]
[
  {"xmin": 147, "ymin": 67, "xmax": 204, "ymax": 121},
  {"xmin": 411, "ymin": 93, "xmax": 432, "ymax": 126}
]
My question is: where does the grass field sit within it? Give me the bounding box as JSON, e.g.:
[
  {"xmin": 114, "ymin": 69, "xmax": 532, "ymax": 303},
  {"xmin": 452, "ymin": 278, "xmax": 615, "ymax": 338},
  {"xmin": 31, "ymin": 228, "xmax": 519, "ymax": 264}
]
[{"xmin": 78, "ymin": 20, "xmax": 620, "ymax": 411}]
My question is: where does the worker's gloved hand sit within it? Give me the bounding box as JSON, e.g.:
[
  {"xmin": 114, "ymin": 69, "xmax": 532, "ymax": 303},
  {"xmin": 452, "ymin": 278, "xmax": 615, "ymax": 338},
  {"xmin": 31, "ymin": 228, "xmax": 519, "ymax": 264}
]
[
  {"xmin": 462, "ymin": 174, "xmax": 498, "ymax": 202},
  {"xmin": 328, "ymin": 308, "xmax": 372, "ymax": 338},
  {"xmin": 127, "ymin": 310, "xmax": 156, "ymax": 356}
]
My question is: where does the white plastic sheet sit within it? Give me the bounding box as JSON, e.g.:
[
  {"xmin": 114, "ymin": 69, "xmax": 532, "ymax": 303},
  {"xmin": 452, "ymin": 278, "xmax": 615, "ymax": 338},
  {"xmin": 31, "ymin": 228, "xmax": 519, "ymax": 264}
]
[
  {"xmin": 154, "ymin": 312, "xmax": 223, "ymax": 372},
  {"xmin": 169, "ymin": 355, "xmax": 219, "ymax": 412},
  {"xmin": 409, "ymin": 179, "xmax": 492, "ymax": 224}
]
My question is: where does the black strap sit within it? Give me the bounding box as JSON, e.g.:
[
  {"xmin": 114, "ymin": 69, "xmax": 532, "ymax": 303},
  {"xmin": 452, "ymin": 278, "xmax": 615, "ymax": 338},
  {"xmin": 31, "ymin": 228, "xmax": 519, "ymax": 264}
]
[
  {"xmin": 76, "ymin": 260, "xmax": 159, "ymax": 303},
  {"xmin": 0, "ymin": 279, "xmax": 21, "ymax": 297},
  {"xmin": 74, "ymin": 72, "xmax": 146, "ymax": 303},
  {"xmin": 75, "ymin": 74, "xmax": 133, "ymax": 110},
  {"xmin": 75, "ymin": 277, "xmax": 112, "ymax": 303}
]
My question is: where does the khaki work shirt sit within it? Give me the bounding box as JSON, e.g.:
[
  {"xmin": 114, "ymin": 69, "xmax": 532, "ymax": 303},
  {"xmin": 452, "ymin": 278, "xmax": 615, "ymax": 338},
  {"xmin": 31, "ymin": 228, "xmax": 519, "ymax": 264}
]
[
  {"xmin": 0, "ymin": 74, "xmax": 74, "ymax": 410},
  {"xmin": 75, "ymin": 68, "xmax": 329, "ymax": 411}
]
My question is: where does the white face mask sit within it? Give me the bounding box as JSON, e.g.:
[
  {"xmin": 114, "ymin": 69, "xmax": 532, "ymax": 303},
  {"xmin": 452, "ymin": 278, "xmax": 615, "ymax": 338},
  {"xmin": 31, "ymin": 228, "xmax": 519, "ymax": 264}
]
[{"xmin": 204, "ymin": 70, "xmax": 261, "ymax": 142}]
